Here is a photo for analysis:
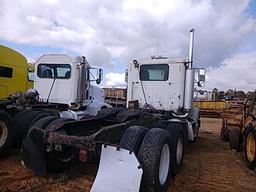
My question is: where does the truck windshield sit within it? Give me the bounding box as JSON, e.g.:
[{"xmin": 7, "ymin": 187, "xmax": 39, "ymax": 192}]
[
  {"xmin": 140, "ymin": 64, "xmax": 169, "ymax": 81},
  {"xmin": 28, "ymin": 72, "xmax": 34, "ymax": 81},
  {"xmin": 37, "ymin": 64, "xmax": 71, "ymax": 79}
]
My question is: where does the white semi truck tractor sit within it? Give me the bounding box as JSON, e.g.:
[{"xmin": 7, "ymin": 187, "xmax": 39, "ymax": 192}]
[
  {"xmin": 0, "ymin": 54, "xmax": 110, "ymax": 155},
  {"xmin": 20, "ymin": 29, "xmax": 205, "ymax": 192},
  {"xmin": 91, "ymin": 29, "xmax": 206, "ymax": 192}
]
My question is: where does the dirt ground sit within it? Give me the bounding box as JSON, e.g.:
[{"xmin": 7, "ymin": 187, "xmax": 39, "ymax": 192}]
[
  {"xmin": 1, "ymin": 118, "xmax": 256, "ymax": 192},
  {"xmin": 169, "ymin": 118, "xmax": 256, "ymax": 192}
]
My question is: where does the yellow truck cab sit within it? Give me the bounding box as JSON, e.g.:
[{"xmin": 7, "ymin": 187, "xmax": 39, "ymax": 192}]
[{"xmin": 0, "ymin": 45, "xmax": 34, "ymax": 99}]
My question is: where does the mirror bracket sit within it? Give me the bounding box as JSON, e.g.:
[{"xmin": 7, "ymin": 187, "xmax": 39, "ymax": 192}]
[{"xmin": 194, "ymin": 68, "xmax": 206, "ymax": 87}]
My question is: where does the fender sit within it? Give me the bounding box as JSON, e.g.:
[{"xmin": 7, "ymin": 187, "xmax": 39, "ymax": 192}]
[
  {"xmin": 22, "ymin": 127, "xmax": 46, "ymax": 177},
  {"xmin": 191, "ymin": 107, "xmax": 200, "ymax": 128},
  {"xmin": 186, "ymin": 120, "xmax": 194, "ymax": 141},
  {"xmin": 168, "ymin": 118, "xmax": 188, "ymax": 142}
]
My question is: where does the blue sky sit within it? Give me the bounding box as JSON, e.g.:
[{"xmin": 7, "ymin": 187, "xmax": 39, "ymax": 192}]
[
  {"xmin": 0, "ymin": 39, "xmax": 64, "ymax": 60},
  {"xmin": 0, "ymin": 38, "xmax": 127, "ymax": 86},
  {"xmin": 249, "ymin": 0, "xmax": 256, "ymax": 17},
  {"xmin": 238, "ymin": 0, "xmax": 256, "ymax": 53},
  {"xmin": 0, "ymin": 0, "xmax": 255, "ymax": 91}
]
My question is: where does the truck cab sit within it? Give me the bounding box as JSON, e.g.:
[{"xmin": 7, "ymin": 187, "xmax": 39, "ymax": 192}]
[
  {"xmin": 127, "ymin": 56, "xmax": 205, "ymax": 114},
  {"xmin": 0, "ymin": 45, "xmax": 34, "ymax": 99},
  {"xmin": 127, "ymin": 58, "xmax": 187, "ymax": 113},
  {"xmin": 34, "ymin": 54, "xmax": 110, "ymax": 116}
]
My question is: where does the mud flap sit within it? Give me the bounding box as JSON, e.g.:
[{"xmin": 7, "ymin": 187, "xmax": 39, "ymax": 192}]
[
  {"xmin": 91, "ymin": 145, "xmax": 143, "ymax": 192},
  {"xmin": 21, "ymin": 128, "xmax": 46, "ymax": 177}
]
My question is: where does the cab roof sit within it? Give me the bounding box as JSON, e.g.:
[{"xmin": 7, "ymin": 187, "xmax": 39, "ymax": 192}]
[
  {"xmin": 131, "ymin": 58, "xmax": 186, "ymax": 65},
  {"xmin": 0, "ymin": 45, "xmax": 28, "ymax": 68}
]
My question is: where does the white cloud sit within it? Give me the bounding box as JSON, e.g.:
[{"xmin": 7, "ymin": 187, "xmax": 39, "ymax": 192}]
[
  {"xmin": 0, "ymin": 0, "xmax": 255, "ymax": 65},
  {"xmin": 205, "ymin": 51, "xmax": 256, "ymax": 92},
  {"xmin": 105, "ymin": 72, "xmax": 126, "ymax": 87},
  {"xmin": 0, "ymin": 0, "xmax": 255, "ymax": 89},
  {"xmin": 79, "ymin": 41, "xmax": 115, "ymax": 68}
]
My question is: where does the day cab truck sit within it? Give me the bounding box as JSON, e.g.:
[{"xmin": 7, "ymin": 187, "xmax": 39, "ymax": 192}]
[
  {"xmin": 0, "ymin": 54, "xmax": 110, "ymax": 156},
  {"xmin": 17, "ymin": 29, "xmax": 206, "ymax": 192},
  {"xmin": 0, "ymin": 45, "xmax": 34, "ymax": 99}
]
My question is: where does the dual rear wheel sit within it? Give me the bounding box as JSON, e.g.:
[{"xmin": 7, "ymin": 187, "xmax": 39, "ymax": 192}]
[
  {"xmin": 120, "ymin": 124, "xmax": 185, "ymax": 192},
  {"xmin": 14, "ymin": 109, "xmax": 52, "ymax": 147}
]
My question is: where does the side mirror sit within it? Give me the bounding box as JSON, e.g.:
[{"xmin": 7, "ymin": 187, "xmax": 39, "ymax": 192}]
[
  {"xmin": 197, "ymin": 68, "xmax": 206, "ymax": 87},
  {"xmin": 96, "ymin": 68, "xmax": 103, "ymax": 84}
]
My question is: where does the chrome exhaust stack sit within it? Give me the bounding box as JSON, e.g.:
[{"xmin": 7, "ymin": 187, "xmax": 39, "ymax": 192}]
[
  {"xmin": 188, "ymin": 29, "xmax": 194, "ymax": 69},
  {"xmin": 76, "ymin": 56, "xmax": 87, "ymax": 108},
  {"xmin": 184, "ymin": 29, "xmax": 195, "ymax": 111}
]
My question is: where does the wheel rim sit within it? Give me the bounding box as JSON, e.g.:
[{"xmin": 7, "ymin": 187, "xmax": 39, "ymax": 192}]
[
  {"xmin": 159, "ymin": 143, "xmax": 170, "ymax": 185},
  {"xmin": 246, "ymin": 132, "xmax": 256, "ymax": 162},
  {"xmin": 0, "ymin": 120, "xmax": 8, "ymax": 148},
  {"xmin": 58, "ymin": 146, "xmax": 73, "ymax": 163},
  {"xmin": 176, "ymin": 135, "xmax": 184, "ymax": 164}
]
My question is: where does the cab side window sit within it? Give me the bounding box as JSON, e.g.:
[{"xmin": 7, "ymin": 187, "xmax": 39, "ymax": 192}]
[{"xmin": 0, "ymin": 66, "xmax": 13, "ymax": 78}]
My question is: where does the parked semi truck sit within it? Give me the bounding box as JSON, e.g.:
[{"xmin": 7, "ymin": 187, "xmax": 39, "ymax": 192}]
[
  {"xmin": 0, "ymin": 54, "xmax": 110, "ymax": 155},
  {"xmin": 13, "ymin": 29, "xmax": 205, "ymax": 192},
  {"xmin": 0, "ymin": 45, "xmax": 34, "ymax": 99}
]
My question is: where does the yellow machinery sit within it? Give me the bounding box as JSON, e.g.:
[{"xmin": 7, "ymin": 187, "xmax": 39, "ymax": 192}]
[
  {"xmin": 243, "ymin": 91, "xmax": 256, "ymax": 170},
  {"xmin": 194, "ymin": 93, "xmax": 256, "ymax": 170},
  {"xmin": 0, "ymin": 45, "xmax": 34, "ymax": 99},
  {"xmin": 193, "ymin": 101, "xmax": 227, "ymax": 109}
]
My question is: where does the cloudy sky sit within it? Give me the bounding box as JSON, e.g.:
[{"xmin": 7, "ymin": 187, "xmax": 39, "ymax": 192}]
[{"xmin": 0, "ymin": 0, "xmax": 255, "ymax": 91}]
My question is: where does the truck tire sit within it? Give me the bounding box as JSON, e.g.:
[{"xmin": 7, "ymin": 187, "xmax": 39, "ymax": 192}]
[
  {"xmin": 16, "ymin": 110, "xmax": 46, "ymax": 147},
  {"xmin": 138, "ymin": 128, "xmax": 171, "ymax": 192},
  {"xmin": 45, "ymin": 118, "xmax": 75, "ymax": 172},
  {"xmin": 166, "ymin": 123, "xmax": 185, "ymax": 176},
  {"xmin": 0, "ymin": 110, "xmax": 16, "ymax": 156},
  {"xmin": 14, "ymin": 109, "xmax": 34, "ymax": 146},
  {"xmin": 120, "ymin": 126, "xmax": 148, "ymax": 155},
  {"xmin": 29, "ymin": 112, "xmax": 52, "ymax": 128},
  {"xmin": 229, "ymin": 127, "xmax": 241, "ymax": 152},
  {"xmin": 15, "ymin": 109, "xmax": 37, "ymax": 140},
  {"xmin": 244, "ymin": 126, "xmax": 256, "ymax": 170},
  {"xmin": 45, "ymin": 118, "xmax": 73, "ymax": 132},
  {"xmin": 30, "ymin": 116, "xmax": 58, "ymax": 131},
  {"xmin": 14, "ymin": 109, "xmax": 31, "ymax": 123}
]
